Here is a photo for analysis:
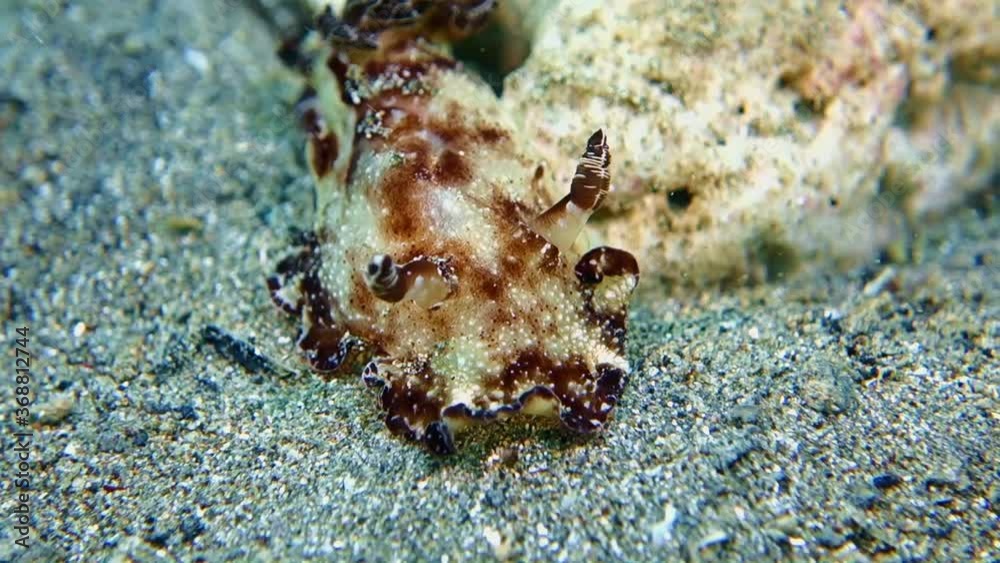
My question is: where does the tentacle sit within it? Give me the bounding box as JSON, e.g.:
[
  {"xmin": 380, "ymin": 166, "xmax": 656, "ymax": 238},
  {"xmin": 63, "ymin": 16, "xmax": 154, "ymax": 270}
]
[
  {"xmin": 363, "ymin": 254, "xmax": 457, "ymax": 309},
  {"xmin": 534, "ymin": 130, "xmax": 611, "ymax": 254}
]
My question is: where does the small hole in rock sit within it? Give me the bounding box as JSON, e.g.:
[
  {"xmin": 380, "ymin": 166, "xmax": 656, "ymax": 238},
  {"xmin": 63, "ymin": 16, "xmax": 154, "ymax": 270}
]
[{"xmin": 667, "ymin": 188, "xmax": 694, "ymax": 211}]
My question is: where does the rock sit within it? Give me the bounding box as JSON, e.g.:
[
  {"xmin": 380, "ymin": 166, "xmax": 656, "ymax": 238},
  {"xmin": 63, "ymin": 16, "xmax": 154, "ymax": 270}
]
[
  {"xmin": 176, "ymin": 404, "xmax": 198, "ymax": 421},
  {"xmin": 97, "ymin": 431, "xmax": 131, "ymax": 454},
  {"xmin": 872, "ymin": 473, "xmax": 903, "ymax": 490},
  {"xmin": 815, "ymin": 527, "xmax": 846, "ymax": 548},
  {"xmin": 482, "ymin": 526, "xmax": 512, "ymax": 560},
  {"xmin": 649, "ymin": 504, "xmax": 678, "ymax": 546},
  {"xmin": 697, "ymin": 529, "xmax": 730, "ymax": 550},
  {"xmin": 35, "ymin": 393, "xmax": 75, "ymax": 425},
  {"xmin": 503, "ymin": 0, "xmax": 999, "ymax": 291},
  {"xmin": 130, "ymin": 429, "xmax": 149, "ymax": 448},
  {"xmin": 801, "ymin": 357, "xmax": 857, "ymax": 416},
  {"xmin": 202, "ymin": 324, "xmax": 282, "ymax": 375},
  {"xmin": 180, "ymin": 514, "xmax": 206, "ymax": 542},
  {"xmin": 850, "ymin": 485, "xmax": 880, "ymax": 509}
]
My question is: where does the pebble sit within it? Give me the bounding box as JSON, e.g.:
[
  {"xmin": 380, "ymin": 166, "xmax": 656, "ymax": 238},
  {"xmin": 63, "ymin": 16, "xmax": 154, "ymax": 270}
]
[
  {"xmin": 20, "ymin": 164, "xmax": 47, "ymax": 185},
  {"xmin": 184, "ymin": 48, "xmax": 211, "ymax": 75},
  {"xmin": 131, "ymin": 429, "xmax": 149, "ymax": 448},
  {"xmin": 177, "ymin": 405, "xmax": 198, "ymax": 420},
  {"xmin": 863, "ymin": 267, "xmax": 898, "ymax": 296},
  {"xmin": 697, "ymin": 529, "xmax": 730, "ymax": 550},
  {"xmin": 164, "ymin": 215, "xmax": 204, "ymax": 235},
  {"xmin": 483, "ymin": 526, "xmax": 511, "ymax": 560},
  {"xmin": 180, "ymin": 514, "xmax": 206, "ymax": 542},
  {"xmin": 36, "ymin": 393, "xmax": 75, "ymax": 425},
  {"xmin": 816, "ymin": 528, "xmax": 846, "ymax": 548},
  {"xmin": 850, "ymin": 485, "xmax": 880, "ymax": 509},
  {"xmin": 801, "ymin": 358, "xmax": 857, "ymax": 415},
  {"xmin": 872, "ymin": 473, "xmax": 903, "ymax": 490},
  {"xmin": 649, "ymin": 504, "xmax": 678, "ymax": 546}
]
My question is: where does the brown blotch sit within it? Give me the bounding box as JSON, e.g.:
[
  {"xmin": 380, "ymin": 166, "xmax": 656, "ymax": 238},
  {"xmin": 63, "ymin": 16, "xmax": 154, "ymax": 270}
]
[
  {"xmin": 493, "ymin": 348, "xmax": 547, "ymax": 398},
  {"xmin": 386, "ymin": 112, "xmax": 425, "ymax": 142},
  {"xmin": 326, "ymin": 52, "xmax": 355, "ymax": 103},
  {"xmin": 478, "ymin": 126, "xmax": 508, "ymax": 145},
  {"xmin": 363, "ymin": 57, "xmax": 457, "ymax": 82},
  {"xmin": 426, "ymin": 117, "xmax": 466, "ymax": 148},
  {"xmin": 296, "ymin": 263, "xmax": 362, "ymax": 374},
  {"xmin": 559, "ymin": 364, "xmax": 625, "ymax": 433},
  {"xmin": 425, "ymin": 104, "xmax": 506, "ymax": 153},
  {"xmin": 310, "ymin": 134, "xmax": 339, "ymax": 179},
  {"xmin": 265, "ymin": 229, "xmax": 370, "ymax": 374},
  {"xmin": 349, "ymin": 273, "xmax": 378, "ymax": 318},
  {"xmin": 476, "ymin": 271, "xmax": 503, "ymax": 301},
  {"xmin": 378, "ymin": 155, "xmax": 432, "ymax": 238},
  {"xmin": 296, "ymin": 89, "xmax": 340, "ymax": 179},
  {"xmin": 433, "ymin": 149, "xmax": 471, "ymax": 184}
]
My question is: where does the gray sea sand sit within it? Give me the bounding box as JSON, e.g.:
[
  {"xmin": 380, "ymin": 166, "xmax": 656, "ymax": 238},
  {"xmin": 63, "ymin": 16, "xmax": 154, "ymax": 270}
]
[{"xmin": 1, "ymin": 1, "xmax": 997, "ymax": 561}]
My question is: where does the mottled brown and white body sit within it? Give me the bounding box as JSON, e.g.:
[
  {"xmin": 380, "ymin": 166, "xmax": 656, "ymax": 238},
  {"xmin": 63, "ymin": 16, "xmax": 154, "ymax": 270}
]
[{"xmin": 269, "ymin": 1, "xmax": 638, "ymax": 453}]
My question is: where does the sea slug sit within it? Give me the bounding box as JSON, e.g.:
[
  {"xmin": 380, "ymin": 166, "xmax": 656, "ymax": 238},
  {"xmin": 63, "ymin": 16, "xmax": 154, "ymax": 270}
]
[{"xmin": 267, "ymin": 0, "xmax": 639, "ymax": 453}]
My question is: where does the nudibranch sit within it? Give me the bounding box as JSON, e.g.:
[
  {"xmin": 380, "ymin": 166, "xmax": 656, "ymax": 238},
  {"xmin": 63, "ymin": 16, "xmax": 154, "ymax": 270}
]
[{"xmin": 267, "ymin": 0, "xmax": 639, "ymax": 453}]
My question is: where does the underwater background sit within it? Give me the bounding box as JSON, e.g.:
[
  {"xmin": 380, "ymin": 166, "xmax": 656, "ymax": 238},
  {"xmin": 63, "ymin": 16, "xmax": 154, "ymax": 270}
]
[{"xmin": 1, "ymin": 0, "xmax": 997, "ymax": 560}]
